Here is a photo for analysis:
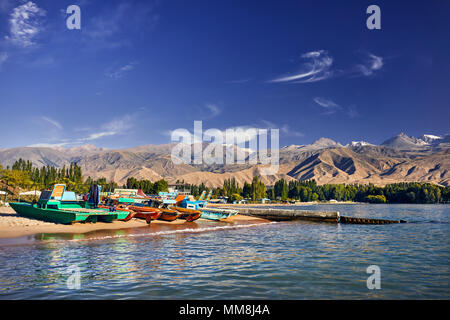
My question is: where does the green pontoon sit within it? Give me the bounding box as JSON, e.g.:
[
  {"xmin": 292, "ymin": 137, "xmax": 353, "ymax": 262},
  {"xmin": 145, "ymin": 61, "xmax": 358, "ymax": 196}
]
[{"xmin": 9, "ymin": 184, "xmax": 131, "ymax": 224}]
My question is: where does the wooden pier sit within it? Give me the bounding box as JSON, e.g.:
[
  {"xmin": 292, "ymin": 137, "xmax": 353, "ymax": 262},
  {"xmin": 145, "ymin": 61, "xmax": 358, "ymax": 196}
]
[{"xmin": 219, "ymin": 207, "xmax": 406, "ymax": 224}]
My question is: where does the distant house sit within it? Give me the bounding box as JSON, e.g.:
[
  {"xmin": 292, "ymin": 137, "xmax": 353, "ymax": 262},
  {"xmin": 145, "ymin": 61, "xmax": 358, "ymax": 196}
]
[
  {"xmin": 113, "ymin": 188, "xmax": 138, "ymax": 197},
  {"xmin": 258, "ymin": 198, "xmax": 271, "ymax": 204},
  {"xmin": 168, "ymin": 184, "xmax": 191, "ymax": 194}
]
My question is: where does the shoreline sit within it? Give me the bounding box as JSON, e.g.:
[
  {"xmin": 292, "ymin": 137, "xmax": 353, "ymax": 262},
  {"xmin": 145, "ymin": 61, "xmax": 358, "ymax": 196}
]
[
  {"xmin": 209, "ymin": 201, "xmax": 360, "ymax": 207},
  {"xmin": 0, "ymin": 206, "xmax": 268, "ymax": 240}
]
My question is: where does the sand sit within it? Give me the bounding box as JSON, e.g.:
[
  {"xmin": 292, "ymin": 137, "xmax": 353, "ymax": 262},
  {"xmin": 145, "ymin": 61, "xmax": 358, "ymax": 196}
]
[{"xmin": 0, "ymin": 206, "xmax": 267, "ymax": 239}]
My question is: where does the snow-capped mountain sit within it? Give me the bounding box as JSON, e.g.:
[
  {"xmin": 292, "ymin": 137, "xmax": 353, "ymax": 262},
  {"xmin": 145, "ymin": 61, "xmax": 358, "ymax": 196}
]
[{"xmin": 420, "ymin": 134, "xmax": 444, "ymax": 144}]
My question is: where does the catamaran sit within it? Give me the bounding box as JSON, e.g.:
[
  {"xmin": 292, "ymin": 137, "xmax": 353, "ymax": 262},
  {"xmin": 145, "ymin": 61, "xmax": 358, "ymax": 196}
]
[{"xmin": 9, "ymin": 184, "xmax": 132, "ymax": 224}]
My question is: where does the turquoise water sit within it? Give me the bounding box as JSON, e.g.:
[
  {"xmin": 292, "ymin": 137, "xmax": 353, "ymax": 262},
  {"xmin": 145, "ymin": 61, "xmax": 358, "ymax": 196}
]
[{"xmin": 0, "ymin": 204, "xmax": 448, "ymax": 299}]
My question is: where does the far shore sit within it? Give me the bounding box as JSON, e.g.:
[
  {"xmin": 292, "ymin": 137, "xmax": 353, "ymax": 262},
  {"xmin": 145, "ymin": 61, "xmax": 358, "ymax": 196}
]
[
  {"xmin": 209, "ymin": 201, "xmax": 360, "ymax": 207},
  {"xmin": 0, "ymin": 206, "xmax": 268, "ymax": 240}
]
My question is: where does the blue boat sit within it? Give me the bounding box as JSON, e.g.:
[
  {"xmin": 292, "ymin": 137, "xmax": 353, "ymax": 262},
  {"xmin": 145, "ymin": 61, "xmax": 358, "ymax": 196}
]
[
  {"xmin": 178, "ymin": 190, "xmax": 238, "ymax": 221},
  {"xmin": 197, "ymin": 207, "xmax": 238, "ymax": 220}
]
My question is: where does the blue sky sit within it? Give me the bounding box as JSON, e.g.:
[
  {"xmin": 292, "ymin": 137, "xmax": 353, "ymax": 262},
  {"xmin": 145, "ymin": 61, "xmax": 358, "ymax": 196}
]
[{"xmin": 0, "ymin": 0, "xmax": 449, "ymax": 149}]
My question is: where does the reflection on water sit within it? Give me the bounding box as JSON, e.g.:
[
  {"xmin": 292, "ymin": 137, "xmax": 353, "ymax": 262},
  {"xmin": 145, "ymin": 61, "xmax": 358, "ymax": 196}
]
[{"xmin": 0, "ymin": 204, "xmax": 449, "ymax": 299}]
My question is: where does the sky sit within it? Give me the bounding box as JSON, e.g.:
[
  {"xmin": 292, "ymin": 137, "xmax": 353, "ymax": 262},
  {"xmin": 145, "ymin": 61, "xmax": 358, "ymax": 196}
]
[{"xmin": 0, "ymin": 0, "xmax": 449, "ymax": 149}]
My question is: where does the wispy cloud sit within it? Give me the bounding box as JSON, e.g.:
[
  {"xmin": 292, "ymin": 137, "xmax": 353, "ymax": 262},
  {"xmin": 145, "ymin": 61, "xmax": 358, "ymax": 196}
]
[
  {"xmin": 5, "ymin": 1, "xmax": 46, "ymax": 47},
  {"xmin": 77, "ymin": 115, "xmax": 133, "ymax": 142},
  {"xmin": 203, "ymin": 104, "xmax": 221, "ymax": 119},
  {"xmin": 0, "ymin": 52, "xmax": 7, "ymax": 69},
  {"xmin": 353, "ymin": 53, "xmax": 383, "ymax": 76},
  {"xmin": 32, "ymin": 114, "xmax": 135, "ymax": 147},
  {"xmin": 105, "ymin": 62, "xmax": 138, "ymax": 79},
  {"xmin": 261, "ymin": 120, "xmax": 304, "ymax": 137},
  {"xmin": 27, "ymin": 142, "xmax": 69, "ymax": 148},
  {"xmin": 313, "ymin": 97, "xmax": 342, "ymax": 115},
  {"xmin": 313, "ymin": 97, "xmax": 360, "ymax": 118},
  {"xmin": 80, "ymin": 131, "xmax": 117, "ymax": 141},
  {"xmin": 269, "ymin": 50, "xmax": 334, "ymax": 83},
  {"xmin": 269, "ymin": 50, "xmax": 384, "ymax": 84},
  {"xmin": 41, "ymin": 116, "xmax": 63, "ymax": 130}
]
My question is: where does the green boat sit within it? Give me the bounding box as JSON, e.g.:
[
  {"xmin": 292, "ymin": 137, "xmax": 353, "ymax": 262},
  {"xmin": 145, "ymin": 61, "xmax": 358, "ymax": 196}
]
[
  {"xmin": 198, "ymin": 207, "xmax": 238, "ymax": 221},
  {"xmin": 9, "ymin": 184, "xmax": 131, "ymax": 225}
]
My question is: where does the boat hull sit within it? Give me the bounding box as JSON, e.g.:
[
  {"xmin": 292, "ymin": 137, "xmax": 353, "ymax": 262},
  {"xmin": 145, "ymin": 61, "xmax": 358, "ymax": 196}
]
[
  {"xmin": 133, "ymin": 210, "xmax": 161, "ymax": 224},
  {"xmin": 9, "ymin": 202, "xmax": 128, "ymax": 224},
  {"xmin": 198, "ymin": 208, "xmax": 238, "ymax": 221},
  {"xmin": 157, "ymin": 209, "xmax": 180, "ymax": 222},
  {"xmin": 171, "ymin": 207, "xmax": 201, "ymax": 222}
]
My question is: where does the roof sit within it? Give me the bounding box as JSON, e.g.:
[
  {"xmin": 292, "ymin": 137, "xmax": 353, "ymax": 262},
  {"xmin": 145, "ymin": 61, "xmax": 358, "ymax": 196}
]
[{"xmin": 19, "ymin": 191, "xmax": 42, "ymax": 196}]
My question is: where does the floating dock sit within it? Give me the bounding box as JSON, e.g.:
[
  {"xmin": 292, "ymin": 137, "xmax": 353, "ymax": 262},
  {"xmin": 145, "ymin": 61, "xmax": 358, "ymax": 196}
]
[{"xmin": 219, "ymin": 207, "xmax": 406, "ymax": 224}]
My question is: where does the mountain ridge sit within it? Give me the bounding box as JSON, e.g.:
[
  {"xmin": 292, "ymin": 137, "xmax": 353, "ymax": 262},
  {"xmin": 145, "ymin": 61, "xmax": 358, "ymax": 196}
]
[{"xmin": 1, "ymin": 133, "xmax": 449, "ymax": 187}]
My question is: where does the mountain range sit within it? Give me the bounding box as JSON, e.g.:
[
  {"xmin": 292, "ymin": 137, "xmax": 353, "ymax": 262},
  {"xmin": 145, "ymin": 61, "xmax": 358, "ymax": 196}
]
[{"xmin": 0, "ymin": 133, "xmax": 449, "ymax": 187}]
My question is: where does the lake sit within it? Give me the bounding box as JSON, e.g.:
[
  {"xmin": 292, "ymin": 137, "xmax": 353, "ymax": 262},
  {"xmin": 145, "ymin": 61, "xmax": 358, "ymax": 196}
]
[{"xmin": 0, "ymin": 204, "xmax": 448, "ymax": 299}]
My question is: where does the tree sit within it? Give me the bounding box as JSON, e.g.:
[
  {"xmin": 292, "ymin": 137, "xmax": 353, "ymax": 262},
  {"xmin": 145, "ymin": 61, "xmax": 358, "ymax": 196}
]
[
  {"xmin": 230, "ymin": 193, "xmax": 243, "ymax": 203},
  {"xmin": 365, "ymin": 195, "xmax": 387, "ymax": 203}
]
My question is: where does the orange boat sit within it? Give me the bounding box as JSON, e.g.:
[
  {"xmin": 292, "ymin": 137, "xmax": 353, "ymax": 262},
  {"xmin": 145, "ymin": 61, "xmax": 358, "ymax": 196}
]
[
  {"xmin": 157, "ymin": 208, "xmax": 180, "ymax": 222},
  {"xmin": 128, "ymin": 205, "xmax": 161, "ymax": 224},
  {"xmin": 133, "ymin": 210, "xmax": 161, "ymax": 224},
  {"xmin": 171, "ymin": 206, "xmax": 201, "ymax": 222}
]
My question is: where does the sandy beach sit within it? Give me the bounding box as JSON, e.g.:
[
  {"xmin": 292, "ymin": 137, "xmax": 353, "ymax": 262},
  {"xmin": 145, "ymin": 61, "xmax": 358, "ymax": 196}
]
[{"xmin": 0, "ymin": 206, "xmax": 267, "ymax": 239}]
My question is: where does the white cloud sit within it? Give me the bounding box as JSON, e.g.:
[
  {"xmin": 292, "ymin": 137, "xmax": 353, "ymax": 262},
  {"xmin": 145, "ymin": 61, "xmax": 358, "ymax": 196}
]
[
  {"xmin": 41, "ymin": 116, "xmax": 63, "ymax": 130},
  {"xmin": 204, "ymin": 104, "xmax": 221, "ymax": 118},
  {"xmin": 105, "ymin": 62, "xmax": 138, "ymax": 79},
  {"xmin": 81, "ymin": 131, "xmax": 117, "ymax": 141},
  {"xmin": 269, "ymin": 50, "xmax": 334, "ymax": 83},
  {"xmin": 261, "ymin": 120, "xmax": 303, "ymax": 137},
  {"xmin": 313, "ymin": 97, "xmax": 342, "ymax": 115},
  {"xmin": 5, "ymin": 1, "xmax": 46, "ymax": 47},
  {"xmin": 354, "ymin": 53, "xmax": 383, "ymax": 76},
  {"xmin": 27, "ymin": 142, "xmax": 69, "ymax": 148},
  {"xmin": 32, "ymin": 114, "xmax": 134, "ymax": 147},
  {"xmin": 313, "ymin": 97, "xmax": 360, "ymax": 118},
  {"xmin": 77, "ymin": 115, "xmax": 133, "ymax": 142},
  {"xmin": 269, "ymin": 50, "xmax": 384, "ymax": 83}
]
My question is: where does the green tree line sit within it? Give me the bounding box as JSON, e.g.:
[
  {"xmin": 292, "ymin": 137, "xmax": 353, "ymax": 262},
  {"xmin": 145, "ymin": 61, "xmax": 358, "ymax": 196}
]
[
  {"xmin": 176, "ymin": 177, "xmax": 449, "ymax": 204},
  {"xmin": 1, "ymin": 159, "xmax": 449, "ymax": 203}
]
